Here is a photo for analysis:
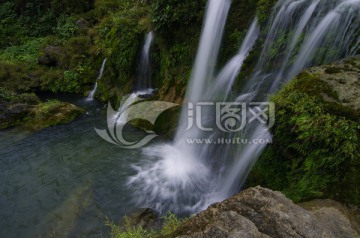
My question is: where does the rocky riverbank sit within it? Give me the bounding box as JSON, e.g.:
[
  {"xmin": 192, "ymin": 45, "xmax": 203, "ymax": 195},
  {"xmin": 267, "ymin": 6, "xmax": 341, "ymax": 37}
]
[
  {"xmin": 164, "ymin": 186, "xmax": 359, "ymax": 238},
  {"xmin": 123, "ymin": 187, "xmax": 359, "ymax": 238},
  {"xmin": 0, "ymin": 88, "xmax": 84, "ymax": 130}
]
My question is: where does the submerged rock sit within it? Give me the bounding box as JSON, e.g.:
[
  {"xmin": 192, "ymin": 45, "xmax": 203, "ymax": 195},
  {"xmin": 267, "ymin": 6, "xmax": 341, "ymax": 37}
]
[{"xmin": 164, "ymin": 187, "xmax": 359, "ymax": 238}]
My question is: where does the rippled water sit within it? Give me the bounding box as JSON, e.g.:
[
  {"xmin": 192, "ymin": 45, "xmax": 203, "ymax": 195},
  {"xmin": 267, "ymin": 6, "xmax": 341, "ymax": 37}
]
[{"xmin": 0, "ymin": 96, "xmax": 160, "ymax": 238}]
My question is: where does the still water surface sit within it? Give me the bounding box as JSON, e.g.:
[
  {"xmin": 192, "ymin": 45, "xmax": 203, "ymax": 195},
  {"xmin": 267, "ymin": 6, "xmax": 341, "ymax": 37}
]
[{"xmin": 0, "ymin": 96, "xmax": 161, "ymax": 237}]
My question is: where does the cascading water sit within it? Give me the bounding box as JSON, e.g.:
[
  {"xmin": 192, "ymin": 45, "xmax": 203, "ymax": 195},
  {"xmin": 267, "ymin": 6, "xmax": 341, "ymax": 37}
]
[
  {"xmin": 136, "ymin": 32, "xmax": 154, "ymax": 90},
  {"xmin": 116, "ymin": 88, "xmax": 155, "ymax": 125},
  {"xmin": 128, "ymin": 0, "xmax": 360, "ymax": 214},
  {"xmin": 87, "ymin": 58, "xmax": 107, "ymax": 101},
  {"xmin": 114, "ymin": 32, "xmax": 155, "ymax": 125}
]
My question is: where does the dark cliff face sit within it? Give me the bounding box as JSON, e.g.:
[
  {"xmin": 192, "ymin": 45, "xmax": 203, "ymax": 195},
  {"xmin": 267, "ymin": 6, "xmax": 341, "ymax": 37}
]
[
  {"xmin": 247, "ymin": 56, "xmax": 360, "ymax": 206},
  {"xmin": 163, "ymin": 186, "xmax": 359, "ymax": 238}
]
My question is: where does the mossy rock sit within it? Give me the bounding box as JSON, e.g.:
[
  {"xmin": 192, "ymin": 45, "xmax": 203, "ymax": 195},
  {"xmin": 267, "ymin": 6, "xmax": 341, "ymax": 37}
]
[
  {"xmin": 0, "ymin": 88, "xmax": 84, "ymax": 130},
  {"xmin": 247, "ymin": 56, "xmax": 360, "ymax": 206},
  {"xmin": 24, "ymin": 100, "xmax": 84, "ymax": 130}
]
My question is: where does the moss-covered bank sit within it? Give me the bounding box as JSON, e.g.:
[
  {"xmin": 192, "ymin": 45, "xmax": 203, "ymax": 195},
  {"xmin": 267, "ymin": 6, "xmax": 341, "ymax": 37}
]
[
  {"xmin": 0, "ymin": 88, "xmax": 84, "ymax": 130},
  {"xmin": 247, "ymin": 56, "xmax": 360, "ymax": 206}
]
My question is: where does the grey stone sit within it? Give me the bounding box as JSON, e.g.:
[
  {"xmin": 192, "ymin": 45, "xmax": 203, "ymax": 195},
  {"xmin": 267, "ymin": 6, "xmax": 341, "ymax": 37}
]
[{"xmin": 165, "ymin": 187, "xmax": 359, "ymax": 238}]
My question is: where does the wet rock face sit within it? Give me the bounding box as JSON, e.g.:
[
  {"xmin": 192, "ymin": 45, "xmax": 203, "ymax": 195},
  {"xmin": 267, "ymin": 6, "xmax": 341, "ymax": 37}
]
[
  {"xmin": 307, "ymin": 56, "xmax": 360, "ymax": 112},
  {"xmin": 166, "ymin": 187, "xmax": 359, "ymax": 238}
]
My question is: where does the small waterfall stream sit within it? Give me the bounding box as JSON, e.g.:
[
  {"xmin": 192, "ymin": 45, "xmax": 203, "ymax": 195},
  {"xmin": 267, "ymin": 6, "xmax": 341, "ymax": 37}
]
[
  {"xmin": 115, "ymin": 32, "xmax": 155, "ymax": 124},
  {"xmin": 136, "ymin": 32, "xmax": 154, "ymax": 90},
  {"xmin": 87, "ymin": 58, "xmax": 107, "ymax": 101},
  {"xmin": 128, "ymin": 0, "xmax": 360, "ymax": 214}
]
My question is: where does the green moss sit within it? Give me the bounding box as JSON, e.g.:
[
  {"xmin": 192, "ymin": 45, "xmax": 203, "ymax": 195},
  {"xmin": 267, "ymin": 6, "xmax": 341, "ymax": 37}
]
[
  {"xmin": 247, "ymin": 70, "xmax": 360, "ymax": 205},
  {"xmin": 24, "ymin": 99, "xmax": 84, "ymax": 130},
  {"xmin": 257, "ymin": 0, "xmax": 278, "ymax": 25},
  {"xmin": 286, "ymin": 72, "xmax": 339, "ymax": 99},
  {"xmin": 91, "ymin": 1, "xmax": 151, "ymax": 101}
]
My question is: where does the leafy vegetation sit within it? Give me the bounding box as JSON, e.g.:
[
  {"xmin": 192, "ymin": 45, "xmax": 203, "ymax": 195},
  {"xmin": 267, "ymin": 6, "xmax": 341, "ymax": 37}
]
[
  {"xmin": 247, "ymin": 71, "xmax": 360, "ymax": 205},
  {"xmin": 0, "ymin": 0, "xmax": 281, "ymax": 102},
  {"xmin": 106, "ymin": 212, "xmax": 186, "ymax": 238},
  {"xmin": 0, "ymin": 38, "xmax": 48, "ymax": 65}
]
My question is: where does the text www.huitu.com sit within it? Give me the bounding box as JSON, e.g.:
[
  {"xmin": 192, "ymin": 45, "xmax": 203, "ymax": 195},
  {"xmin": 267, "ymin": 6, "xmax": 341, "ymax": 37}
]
[{"xmin": 185, "ymin": 138, "xmax": 272, "ymax": 145}]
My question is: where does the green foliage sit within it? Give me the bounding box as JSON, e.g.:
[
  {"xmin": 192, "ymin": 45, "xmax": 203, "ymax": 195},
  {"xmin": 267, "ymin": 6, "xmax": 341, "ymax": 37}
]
[
  {"xmin": 248, "ymin": 72, "xmax": 360, "ymax": 205},
  {"xmin": 94, "ymin": 1, "xmax": 151, "ymax": 101},
  {"xmin": 53, "ymin": 16, "xmax": 79, "ymax": 43},
  {"xmin": 35, "ymin": 99, "xmax": 61, "ymax": 113},
  {"xmin": 106, "ymin": 216, "xmax": 155, "ymax": 238},
  {"xmin": 152, "ymin": 0, "xmax": 206, "ymax": 36},
  {"xmin": 63, "ymin": 70, "xmax": 81, "ymax": 92},
  {"xmin": 0, "ymin": 38, "xmax": 48, "ymax": 65},
  {"xmin": 160, "ymin": 212, "xmax": 185, "ymax": 236},
  {"xmin": 17, "ymin": 0, "xmax": 57, "ymax": 37},
  {"xmin": 257, "ymin": 0, "xmax": 278, "ymax": 25},
  {"xmin": 0, "ymin": 87, "xmax": 40, "ymax": 104},
  {"xmin": 36, "ymin": 68, "xmax": 82, "ymax": 94},
  {"xmin": 106, "ymin": 212, "xmax": 185, "ymax": 238},
  {"xmin": 0, "ymin": 2, "xmax": 26, "ymax": 48},
  {"xmin": 94, "ymin": 0, "xmax": 134, "ymax": 17},
  {"xmin": 0, "ymin": 87, "xmax": 18, "ymax": 101}
]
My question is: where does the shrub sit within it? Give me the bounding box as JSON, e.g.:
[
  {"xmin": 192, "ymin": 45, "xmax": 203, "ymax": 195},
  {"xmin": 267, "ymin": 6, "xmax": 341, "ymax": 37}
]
[
  {"xmin": 53, "ymin": 15, "xmax": 79, "ymax": 43},
  {"xmin": 0, "ymin": 37, "xmax": 48, "ymax": 65}
]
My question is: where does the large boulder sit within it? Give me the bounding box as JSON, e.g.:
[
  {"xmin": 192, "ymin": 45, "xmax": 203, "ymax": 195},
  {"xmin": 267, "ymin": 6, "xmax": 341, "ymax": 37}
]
[{"xmin": 164, "ymin": 187, "xmax": 359, "ymax": 238}]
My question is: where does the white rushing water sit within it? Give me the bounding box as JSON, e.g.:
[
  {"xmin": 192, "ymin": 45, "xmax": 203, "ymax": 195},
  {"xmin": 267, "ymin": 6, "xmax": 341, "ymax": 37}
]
[
  {"xmin": 87, "ymin": 58, "xmax": 107, "ymax": 101},
  {"xmin": 116, "ymin": 88, "xmax": 155, "ymax": 125},
  {"xmin": 128, "ymin": 0, "xmax": 360, "ymax": 214},
  {"xmin": 137, "ymin": 32, "xmax": 154, "ymax": 90}
]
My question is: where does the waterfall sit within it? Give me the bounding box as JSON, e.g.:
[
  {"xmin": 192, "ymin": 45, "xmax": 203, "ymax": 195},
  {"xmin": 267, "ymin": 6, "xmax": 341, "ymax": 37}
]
[
  {"xmin": 128, "ymin": 0, "xmax": 360, "ymax": 214},
  {"xmin": 137, "ymin": 32, "xmax": 154, "ymax": 90},
  {"xmin": 87, "ymin": 58, "xmax": 107, "ymax": 101},
  {"xmin": 116, "ymin": 88, "xmax": 155, "ymax": 124},
  {"xmin": 114, "ymin": 32, "xmax": 155, "ymax": 125}
]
